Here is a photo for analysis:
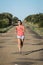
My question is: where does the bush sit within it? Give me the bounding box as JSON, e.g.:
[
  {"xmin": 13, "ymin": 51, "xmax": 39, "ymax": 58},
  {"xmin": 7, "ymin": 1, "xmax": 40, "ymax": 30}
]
[
  {"xmin": 25, "ymin": 13, "xmax": 43, "ymax": 28},
  {"xmin": 38, "ymin": 21, "xmax": 43, "ymax": 27},
  {"xmin": 0, "ymin": 19, "xmax": 9, "ymax": 28},
  {"xmin": 0, "ymin": 25, "xmax": 13, "ymax": 33}
]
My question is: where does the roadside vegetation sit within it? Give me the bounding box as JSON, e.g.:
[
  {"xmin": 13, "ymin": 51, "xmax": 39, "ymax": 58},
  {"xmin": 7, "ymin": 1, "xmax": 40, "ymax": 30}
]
[
  {"xmin": 24, "ymin": 13, "xmax": 43, "ymax": 36},
  {"xmin": 0, "ymin": 12, "xmax": 18, "ymax": 33}
]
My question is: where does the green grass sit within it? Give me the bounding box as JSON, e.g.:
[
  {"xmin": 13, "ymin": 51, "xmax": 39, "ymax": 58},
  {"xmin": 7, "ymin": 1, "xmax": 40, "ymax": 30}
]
[
  {"xmin": 0, "ymin": 25, "xmax": 13, "ymax": 33},
  {"xmin": 26, "ymin": 22, "xmax": 43, "ymax": 36}
]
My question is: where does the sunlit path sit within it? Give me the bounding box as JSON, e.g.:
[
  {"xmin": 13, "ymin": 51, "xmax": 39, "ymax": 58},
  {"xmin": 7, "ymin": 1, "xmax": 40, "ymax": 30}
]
[{"xmin": 0, "ymin": 23, "xmax": 43, "ymax": 65}]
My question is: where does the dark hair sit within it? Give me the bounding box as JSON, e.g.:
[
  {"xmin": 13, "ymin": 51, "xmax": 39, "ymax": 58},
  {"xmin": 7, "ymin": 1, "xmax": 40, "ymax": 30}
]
[{"xmin": 18, "ymin": 20, "xmax": 22, "ymax": 25}]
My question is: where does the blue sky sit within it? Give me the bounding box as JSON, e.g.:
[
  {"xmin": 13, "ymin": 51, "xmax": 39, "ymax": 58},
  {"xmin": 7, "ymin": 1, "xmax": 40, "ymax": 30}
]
[{"xmin": 0, "ymin": 0, "xmax": 43, "ymax": 20}]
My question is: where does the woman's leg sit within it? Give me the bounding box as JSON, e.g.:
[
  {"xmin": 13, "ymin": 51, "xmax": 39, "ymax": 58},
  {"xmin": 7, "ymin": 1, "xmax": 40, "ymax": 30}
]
[
  {"xmin": 21, "ymin": 39, "xmax": 24, "ymax": 48},
  {"xmin": 20, "ymin": 38, "xmax": 24, "ymax": 53},
  {"xmin": 17, "ymin": 38, "xmax": 21, "ymax": 52}
]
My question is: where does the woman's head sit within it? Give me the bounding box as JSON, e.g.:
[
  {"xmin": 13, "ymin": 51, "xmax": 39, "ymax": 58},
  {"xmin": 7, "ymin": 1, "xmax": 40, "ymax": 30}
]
[{"xmin": 18, "ymin": 20, "xmax": 22, "ymax": 25}]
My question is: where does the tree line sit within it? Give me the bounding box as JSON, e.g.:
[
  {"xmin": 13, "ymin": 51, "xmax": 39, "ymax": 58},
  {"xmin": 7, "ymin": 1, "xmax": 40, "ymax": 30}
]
[
  {"xmin": 0, "ymin": 13, "xmax": 18, "ymax": 28},
  {"xmin": 25, "ymin": 13, "xmax": 43, "ymax": 27}
]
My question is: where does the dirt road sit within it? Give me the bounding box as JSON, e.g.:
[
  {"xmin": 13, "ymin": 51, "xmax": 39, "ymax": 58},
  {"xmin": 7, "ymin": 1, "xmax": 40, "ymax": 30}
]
[{"xmin": 0, "ymin": 24, "xmax": 43, "ymax": 65}]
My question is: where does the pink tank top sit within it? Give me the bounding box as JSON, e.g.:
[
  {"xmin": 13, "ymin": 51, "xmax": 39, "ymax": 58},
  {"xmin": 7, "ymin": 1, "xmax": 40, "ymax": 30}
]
[{"xmin": 16, "ymin": 25, "xmax": 24, "ymax": 36}]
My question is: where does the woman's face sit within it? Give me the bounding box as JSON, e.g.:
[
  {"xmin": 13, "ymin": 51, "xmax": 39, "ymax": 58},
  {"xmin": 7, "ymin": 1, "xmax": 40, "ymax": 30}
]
[{"xmin": 18, "ymin": 21, "xmax": 20, "ymax": 25}]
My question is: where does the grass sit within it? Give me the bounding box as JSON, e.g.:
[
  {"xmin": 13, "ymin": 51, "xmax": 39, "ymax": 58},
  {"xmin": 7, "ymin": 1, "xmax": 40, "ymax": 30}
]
[
  {"xmin": 0, "ymin": 25, "xmax": 13, "ymax": 33},
  {"xmin": 26, "ymin": 22, "xmax": 43, "ymax": 36}
]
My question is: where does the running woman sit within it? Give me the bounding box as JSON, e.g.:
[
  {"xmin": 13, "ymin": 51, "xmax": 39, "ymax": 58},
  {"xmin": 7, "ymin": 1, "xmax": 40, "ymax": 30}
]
[{"xmin": 16, "ymin": 20, "xmax": 25, "ymax": 53}]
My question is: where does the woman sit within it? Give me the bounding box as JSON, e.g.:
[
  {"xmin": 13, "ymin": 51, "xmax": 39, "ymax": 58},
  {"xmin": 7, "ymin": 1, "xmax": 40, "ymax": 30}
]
[{"xmin": 16, "ymin": 20, "xmax": 25, "ymax": 53}]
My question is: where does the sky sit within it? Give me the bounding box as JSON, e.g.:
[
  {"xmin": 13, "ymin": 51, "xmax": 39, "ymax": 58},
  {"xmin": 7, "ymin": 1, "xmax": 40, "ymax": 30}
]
[{"xmin": 0, "ymin": 0, "xmax": 43, "ymax": 20}]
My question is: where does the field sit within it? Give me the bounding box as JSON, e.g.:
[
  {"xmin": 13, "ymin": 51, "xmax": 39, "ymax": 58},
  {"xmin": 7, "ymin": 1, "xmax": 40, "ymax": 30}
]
[
  {"xmin": 26, "ymin": 22, "xmax": 43, "ymax": 36},
  {"xmin": 0, "ymin": 25, "xmax": 13, "ymax": 33}
]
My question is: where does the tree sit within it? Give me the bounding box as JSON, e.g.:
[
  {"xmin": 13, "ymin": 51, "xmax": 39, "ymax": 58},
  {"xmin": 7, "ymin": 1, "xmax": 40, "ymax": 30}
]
[
  {"xmin": 2, "ymin": 13, "xmax": 13, "ymax": 25},
  {"xmin": 24, "ymin": 13, "xmax": 43, "ymax": 27},
  {"xmin": 0, "ymin": 13, "xmax": 13, "ymax": 28}
]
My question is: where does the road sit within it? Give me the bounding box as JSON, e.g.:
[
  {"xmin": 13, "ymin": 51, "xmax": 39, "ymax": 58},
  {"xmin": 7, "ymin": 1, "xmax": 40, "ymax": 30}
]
[{"xmin": 0, "ymin": 24, "xmax": 43, "ymax": 65}]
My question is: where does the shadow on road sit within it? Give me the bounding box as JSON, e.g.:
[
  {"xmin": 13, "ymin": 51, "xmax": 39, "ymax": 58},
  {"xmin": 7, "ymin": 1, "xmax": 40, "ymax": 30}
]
[
  {"xmin": 31, "ymin": 42, "xmax": 43, "ymax": 45},
  {"xmin": 24, "ymin": 48, "xmax": 43, "ymax": 55},
  {"xmin": 11, "ymin": 61, "xmax": 36, "ymax": 65},
  {"xmin": 11, "ymin": 48, "xmax": 43, "ymax": 57},
  {"xmin": 17, "ymin": 58, "xmax": 43, "ymax": 61},
  {"xmin": 0, "ymin": 46, "xmax": 6, "ymax": 48}
]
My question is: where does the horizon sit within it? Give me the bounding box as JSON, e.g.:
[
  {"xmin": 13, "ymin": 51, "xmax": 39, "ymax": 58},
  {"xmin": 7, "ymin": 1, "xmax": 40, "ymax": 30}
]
[{"xmin": 0, "ymin": 0, "xmax": 43, "ymax": 20}]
